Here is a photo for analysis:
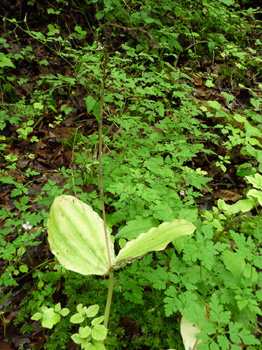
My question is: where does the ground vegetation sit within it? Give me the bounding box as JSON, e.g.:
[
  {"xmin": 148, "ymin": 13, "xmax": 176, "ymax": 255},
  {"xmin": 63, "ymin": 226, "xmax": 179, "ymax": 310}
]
[{"xmin": 0, "ymin": 0, "xmax": 262, "ymax": 349}]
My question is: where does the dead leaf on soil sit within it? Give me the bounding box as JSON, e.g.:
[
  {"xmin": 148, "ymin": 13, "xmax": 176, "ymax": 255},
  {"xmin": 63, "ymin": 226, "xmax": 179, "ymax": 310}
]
[{"xmin": 215, "ymin": 190, "xmax": 242, "ymax": 202}]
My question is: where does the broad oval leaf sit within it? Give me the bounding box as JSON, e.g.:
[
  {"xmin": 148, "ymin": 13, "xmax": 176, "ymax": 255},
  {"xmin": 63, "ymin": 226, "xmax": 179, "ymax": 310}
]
[
  {"xmin": 79, "ymin": 326, "xmax": 92, "ymax": 338},
  {"xmin": 47, "ymin": 195, "xmax": 114, "ymax": 276},
  {"xmin": 92, "ymin": 316, "xmax": 104, "ymax": 326},
  {"xmin": 113, "ymin": 219, "xmax": 195, "ymax": 268},
  {"xmin": 70, "ymin": 313, "xmax": 85, "ymax": 324},
  {"xmin": 31, "ymin": 312, "xmax": 43, "ymax": 321},
  {"xmin": 71, "ymin": 333, "xmax": 83, "ymax": 345},
  {"xmin": 86, "ymin": 304, "xmax": 99, "ymax": 318},
  {"xmin": 60, "ymin": 308, "xmax": 70, "ymax": 317},
  {"xmin": 92, "ymin": 325, "xmax": 108, "ymax": 341}
]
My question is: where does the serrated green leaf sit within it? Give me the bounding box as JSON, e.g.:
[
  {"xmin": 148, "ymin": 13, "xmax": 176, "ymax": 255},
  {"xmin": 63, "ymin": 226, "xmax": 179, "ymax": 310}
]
[
  {"xmin": 0, "ymin": 53, "xmax": 15, "ymax": 68},
  {"xmin": 79, "ymin": 325, "xmax": 91, "ymax": 338},
  {"xmin": 86, "ymin": 304, "xmax": 99, "ymax": 318},
  {"xmin": 59, "ymin": 308, "xmax": 70, "ymax": 316},
  {"xmin": 70, "ymin": 313, "xmax": 85, "ymax": 324},
  {"xmin": 92, "ymin": 341, "xmax": 106, "ymax": 350},
  {"xmin": 217, "ymin": 334, "xmax": 230, "ymax": 349},
  {"xmin": 246, "ymin": 173, "xmax": 262, "ymax": 189},
  {"xmin": 31, "ymin": 312, "xmax": 43, "ymax": 321},
  {"xmin": 210, "ymin": 341, "xmax": 220, "ymax": 350},
  {"xmin": 85, "ymin": 95, "xmax": 96, "ymax": 114},
  {"xmin": 71, "ymin": 333, "xmax": 83, "ymax": 344},
  {"xmin": 42, "ymin": 308, "xmax": 61, "ymax": 329},
  {"xmin": 91, "ymin": 316, "xmax": 104, "ymax": 326},
  {"xmin": 92, "ymin": 325, "xmax": 107, "ymax": 341},
  {"xmin": 207, "ymin": 100, "xmax": 221, "ymax": 110},
  {"xmin": 247, "ymin": 189, "xmax": 262, "ymax": 206}
]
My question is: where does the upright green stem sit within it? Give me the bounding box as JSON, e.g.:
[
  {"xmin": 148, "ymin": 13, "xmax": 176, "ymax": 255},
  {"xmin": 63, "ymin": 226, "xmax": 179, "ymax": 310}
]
[
  {"xmin": 97, "ymin": 42, "xmax": 114, "ymax": 332},
  {"xmin": 103, "ymin": 268, "xmax": 114, "ymax": 329},
  {"xmin": 98, "ymin": 49, "xmax": 112, "ymax": 267}
]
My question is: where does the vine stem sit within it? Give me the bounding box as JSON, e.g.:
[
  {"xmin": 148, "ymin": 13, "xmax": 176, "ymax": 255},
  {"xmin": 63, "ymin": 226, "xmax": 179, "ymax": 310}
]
[{"xmin": 97, "ymin": 45, "xmax": 115, "ymax": 331}]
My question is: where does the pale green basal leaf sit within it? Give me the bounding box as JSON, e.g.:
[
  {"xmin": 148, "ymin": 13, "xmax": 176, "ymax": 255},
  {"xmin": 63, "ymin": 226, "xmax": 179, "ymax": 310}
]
[
  {"xmin": 113, "ymin": 220, "xmax": 195, "ymax": 267},
  {"xmin": 92, "ymin": 325, "xmax": 108, "ymax": 341},
  {"xmin": 54, "ymin": 302, "xmax": 61, "ymax": 312},
  {"xmin": 79, "ymin": 326, "xmax": 92, "ymax": 338},
  {"xmin": 71, "ymin": 333, "xmax": 83, "ymax": 345},
  {"xmin": 77, "ymin": 304, "xmax": 84, "ymax": 313},
  {"xmin": 86, "ymin": 304, "xmax": 99, "ymax": 318},
  {"xmin": 47, "ymin": 195, "xmax": 114, "ymax": 276},
  {"xmin": 60, "ymin": 308, "xmax": 70, "ymax": 317},
  {"xmin": 42, "ymin": 308, "xmax": 61, "ymax": 329},
  {"xmin": 70, "ymin": 313, "xmax": 85, "ymax": 324},
  {"xmin": 247, "ymin": 189, "xmax": 262, "ymax": 206},
  {"xmin": 246, "ymin": 173, "xmax": 262, "ymax": 189},
  {"xmin": 92, "ymin": 341, "xmax": 106, "ymax": 350},
  {"xmin": 92, "ymin": 316, "xmax": 104, "ymax": 326},
  {"xmin": 217, "ymin": 198, "xmax": 254, "ymax": 214},
  {"xmin": 31, "ymin": 312, "xmax": 43, "ymax": 321}
]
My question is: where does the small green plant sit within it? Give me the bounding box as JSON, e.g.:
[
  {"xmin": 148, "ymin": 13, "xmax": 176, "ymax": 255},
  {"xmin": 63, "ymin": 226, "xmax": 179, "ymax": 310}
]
[
  {"xmin": 31, "ymin": 302, "xmax": 70, "ymax": 329},
  {"xmin": 70, "ymin": 304, "xmax": 107, "ymax": 350},
  {"xmin": 214, "ymin": 155, "xmax": 231, "ymax": 173},
  {"xmin": 33, "ymin": 195, "xmax": 195, "ymax": 348}
]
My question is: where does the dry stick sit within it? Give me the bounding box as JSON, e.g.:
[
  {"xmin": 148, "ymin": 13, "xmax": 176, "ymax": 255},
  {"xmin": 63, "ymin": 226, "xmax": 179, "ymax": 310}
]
[{"xmin": 97, "ymin": 48, "xmax": 114, "ymax": 331}]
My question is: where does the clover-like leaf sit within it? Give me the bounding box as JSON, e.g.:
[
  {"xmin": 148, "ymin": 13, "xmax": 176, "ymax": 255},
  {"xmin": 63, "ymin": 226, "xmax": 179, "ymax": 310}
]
[{"xmin": 41, "ymin": 308, "xmax": 61, "ymax": 329}]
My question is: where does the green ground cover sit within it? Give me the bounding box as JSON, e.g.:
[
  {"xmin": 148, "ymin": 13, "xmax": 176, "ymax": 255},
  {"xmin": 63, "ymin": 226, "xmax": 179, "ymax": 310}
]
[{"xmin": 0, "ymin": 0, "xmax": 262, "ymax": 349}]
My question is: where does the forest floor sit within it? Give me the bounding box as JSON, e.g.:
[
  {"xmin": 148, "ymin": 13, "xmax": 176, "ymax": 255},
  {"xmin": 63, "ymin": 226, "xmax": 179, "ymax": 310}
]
[{"xmin": 0, "ymin": 1, "xmax": 262, "ymax": 350}]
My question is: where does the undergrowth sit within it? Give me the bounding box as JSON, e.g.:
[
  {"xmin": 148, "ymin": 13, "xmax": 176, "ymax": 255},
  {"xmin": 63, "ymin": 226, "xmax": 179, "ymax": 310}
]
[{"xmin": 0, "ymin": 0, "xmax": 262, "ymax": 349}]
